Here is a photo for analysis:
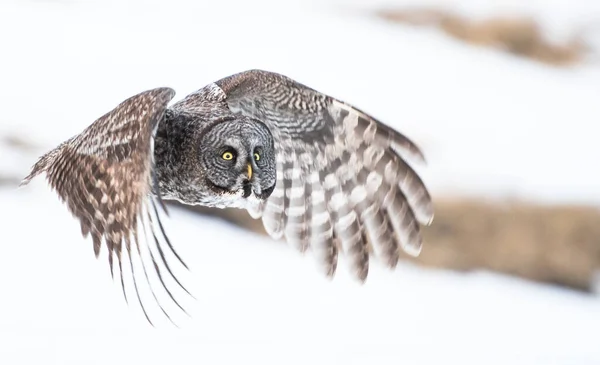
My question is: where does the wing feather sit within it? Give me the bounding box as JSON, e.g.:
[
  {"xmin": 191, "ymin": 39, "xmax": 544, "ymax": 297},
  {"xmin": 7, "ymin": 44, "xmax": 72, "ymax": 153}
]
[
  {"xmin": 306, "ymin": 171, "xmax": 336, "ymax": 277},
  {"xmin": 214, "ymin": 69, "xmax": 433, "ymax": 281},
  {"xmin": 20, "ymin": 88, "xmax": 192, "ymax": 325}
]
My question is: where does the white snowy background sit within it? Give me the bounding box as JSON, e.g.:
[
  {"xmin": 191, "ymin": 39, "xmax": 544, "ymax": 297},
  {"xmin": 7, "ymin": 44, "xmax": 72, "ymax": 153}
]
[{"xmin": 1, "ymin": 0, "xmax": 600, "ymax": 364}]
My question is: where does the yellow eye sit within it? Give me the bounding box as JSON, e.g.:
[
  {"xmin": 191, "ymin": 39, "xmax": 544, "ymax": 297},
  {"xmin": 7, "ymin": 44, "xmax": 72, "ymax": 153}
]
[
  {"xmin": 222, "ymin": 151, "xmax": 234, "ymax": 160},
  {"xmin": 254, "ymin": 152, "xmax": 260, "ymax": 161}
]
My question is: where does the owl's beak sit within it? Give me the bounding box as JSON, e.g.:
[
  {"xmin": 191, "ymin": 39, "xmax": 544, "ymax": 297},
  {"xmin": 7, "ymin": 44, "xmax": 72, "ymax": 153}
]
[{"xmin": 247, "ymin": 163, "xmax": 253, "ymax": 180}]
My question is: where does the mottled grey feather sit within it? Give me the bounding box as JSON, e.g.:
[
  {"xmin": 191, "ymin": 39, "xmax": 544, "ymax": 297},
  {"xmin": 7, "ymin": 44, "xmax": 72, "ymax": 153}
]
[{"xmin": 214, "ymin": 69, "xmax": 434, "ymax": 281}]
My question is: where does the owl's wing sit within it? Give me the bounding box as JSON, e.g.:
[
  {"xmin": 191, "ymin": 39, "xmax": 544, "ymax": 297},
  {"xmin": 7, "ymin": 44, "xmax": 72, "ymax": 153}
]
[
  {"xmin": 214, "ymin": 69, "xmax": 434, "ymax": 279},
  {"xmin": 20, "ymin": 88, "xmax": 192, "ymax": 325}
]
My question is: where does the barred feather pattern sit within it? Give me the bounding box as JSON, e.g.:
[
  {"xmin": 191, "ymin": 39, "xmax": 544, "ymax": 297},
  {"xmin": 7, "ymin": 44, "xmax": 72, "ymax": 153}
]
[
  {"xmin": 215, "ymin": 69, "xmax": 434, "ymax": 281},
  {"xmin": 20, "ymin": 88, "xmax": 192, "ymax": 326}
]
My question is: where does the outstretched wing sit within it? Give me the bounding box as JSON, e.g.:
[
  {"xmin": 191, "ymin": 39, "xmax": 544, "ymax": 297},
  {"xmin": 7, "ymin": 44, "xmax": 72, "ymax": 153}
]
[
  {"xmin": 20, "ymin": 88, "xmax": 192, "ymax": 325},
  {"xmin": 214, "ymin": 69, "xmax": 434, "ymax": 279}
]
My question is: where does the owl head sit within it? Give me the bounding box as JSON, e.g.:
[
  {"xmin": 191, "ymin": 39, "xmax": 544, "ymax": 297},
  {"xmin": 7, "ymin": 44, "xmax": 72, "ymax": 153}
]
[{"xmin": 196, "ymin": 116, "xmax": 276, "ymax": 209}]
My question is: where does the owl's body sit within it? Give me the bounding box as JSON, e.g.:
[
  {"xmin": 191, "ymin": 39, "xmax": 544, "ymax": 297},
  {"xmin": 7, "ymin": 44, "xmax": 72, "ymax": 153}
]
[{"xmin": 22, "ymin": 69, "xmax": 434, "ymax": 325}]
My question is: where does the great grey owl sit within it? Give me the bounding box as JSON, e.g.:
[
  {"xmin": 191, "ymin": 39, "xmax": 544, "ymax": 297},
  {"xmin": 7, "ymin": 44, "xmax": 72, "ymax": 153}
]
[{"xmin": 21, "ymin": 69, "xmax": 434, "ymax": 325}]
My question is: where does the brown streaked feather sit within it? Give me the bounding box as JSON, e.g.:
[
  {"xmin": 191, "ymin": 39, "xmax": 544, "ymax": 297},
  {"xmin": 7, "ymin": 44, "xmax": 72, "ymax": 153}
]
[
  {"xmin": 261, "ymin": 154, "xmax": 287, "ymax": 239},
  {"xmin": 20, "ymin": 88, "xmax": 191, "ymax": 325},
  {"xmin": 341, "ymin": 100, "xmax": 428, "ymax": 165},
  {"xmin": 354, "ymin": 168, "xmax": 399, "ymax": 269},
  {"xmin": 282, "ymin": 150, "xmax": 310, "ymax": 253},
  {"xmin": 306, "ymin": 171, "xmax": 336, "ymax": 277}
]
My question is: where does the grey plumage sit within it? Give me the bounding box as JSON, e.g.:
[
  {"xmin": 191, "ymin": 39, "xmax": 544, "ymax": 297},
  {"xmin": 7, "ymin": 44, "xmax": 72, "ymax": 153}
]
[{"xmin": 21, "ymin": 69, "xmax": 434, "ymax": 325}]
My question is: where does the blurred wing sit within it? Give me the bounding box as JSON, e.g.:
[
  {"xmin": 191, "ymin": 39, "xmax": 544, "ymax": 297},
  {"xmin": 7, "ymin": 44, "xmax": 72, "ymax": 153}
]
[
  {"xmin": 20, "ymin": 88, "xmax": 192, "ymax": 326},
  {"xmin": 214, "ymin": 69, "xmax": 434, "ymax": 279}
]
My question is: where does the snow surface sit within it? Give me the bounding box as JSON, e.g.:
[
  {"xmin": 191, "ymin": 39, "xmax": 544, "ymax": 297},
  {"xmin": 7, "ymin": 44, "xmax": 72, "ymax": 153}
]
[{"xmin": 1, "ymin": 0, "xmax": 600, "ymax": 364}]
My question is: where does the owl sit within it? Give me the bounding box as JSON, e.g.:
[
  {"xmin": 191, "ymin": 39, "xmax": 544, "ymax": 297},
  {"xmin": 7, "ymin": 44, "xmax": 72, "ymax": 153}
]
[{"xmin": 21, "ymin": 69, "xmax": 434, "ymax": 325}]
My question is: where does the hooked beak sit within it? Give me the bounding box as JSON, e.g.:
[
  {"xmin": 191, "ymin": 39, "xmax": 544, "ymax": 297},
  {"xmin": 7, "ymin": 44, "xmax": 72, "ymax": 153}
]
[{"xmin": 247, "ymin": 163, "xmax": 253, "ymax": 180}]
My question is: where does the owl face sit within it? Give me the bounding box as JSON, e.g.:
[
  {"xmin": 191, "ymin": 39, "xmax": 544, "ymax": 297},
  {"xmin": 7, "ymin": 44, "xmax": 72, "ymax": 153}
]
[{"xmin": 198, "ymin": 117, "xmax": 276, "ymax": 208}]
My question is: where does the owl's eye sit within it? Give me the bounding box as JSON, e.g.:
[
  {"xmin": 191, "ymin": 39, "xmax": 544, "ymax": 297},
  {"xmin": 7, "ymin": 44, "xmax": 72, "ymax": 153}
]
[
  {"xmin": 222, "ymin": 151, "xmax": 234, "ymax": 161},
  {"xmin": 254, "ymin": 152, "xmax": 260, "ymax": 161}
]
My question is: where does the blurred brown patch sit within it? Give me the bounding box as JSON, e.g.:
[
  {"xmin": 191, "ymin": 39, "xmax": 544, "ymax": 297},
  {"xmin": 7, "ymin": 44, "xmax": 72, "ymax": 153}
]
[
  {"xmin": 377, "ymin": 8, "xmax": 587, "ymax": 66},
  {"xmin": 171, "ymin": 199, "xmax": 600, "ymax": 293},
  {"xmin": 418, "ymin": 199, "xmax": 600, "ymax": 292}
]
